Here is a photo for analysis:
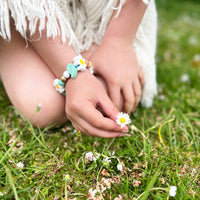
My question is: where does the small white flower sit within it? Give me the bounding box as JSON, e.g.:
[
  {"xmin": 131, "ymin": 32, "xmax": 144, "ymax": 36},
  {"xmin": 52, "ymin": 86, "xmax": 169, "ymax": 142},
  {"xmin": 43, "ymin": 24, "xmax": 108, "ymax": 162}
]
[
  {"xmin": 96, "ymin": 184, "xmax": 107, "ymax": 193},
  {"xmin": 114, "ymin": 195, "xmax": 123, "ymax": 200},
  {"xmin": 73, "ymin": 55, "xmax": 87, "ymax": 71},
  {"xmin": 169, "ymin": 186, "xmax": 177, "ymax": 197},
  {"xmin": 101, "ymin": 177, "xmax": 112, "ymax": 189},
  {"xmin": 159, "ymin": 94, "xmax": 166, "ymax": 101},
  {"xmin": 0, "ymin": 192, "xmax": 3, "ymax": 196},
  {"xmin": 188, "ymin": 36, "xmax": 198, "ymax": 46},
  {"xmin": 108, "ymin": 151, "xmax": 115, "ymax": 156},
  {"xmin": 180, "ymin": 73, "xmax": 190, "ymax": 83},
  {"xmin": 116, "ymin": 112, "xmax": 131, "ymax": 128},
  {"xmin": 87, "ymin": 188, "xmax": 97, "ymax": 199},
  {"xmin": 64, "ymin": 174, "xmax": 71, "ymax": 182},
  {"xmin": 85, "ymin": 152, "xmax": 100, "ymax": 162},
  {"xmin": 117, "ymin": 163, "xmax": 123, "ymax": 171},
  {"xmin": 142, "ymin": 0, "xmax": 149, "ymax": 5},
  {"xmin": 103, "ymin": 157, "xmax": 112, "ymax": 165},
  {"xmin": 194, "ymin": 54, "xmax": 200, "ymax": 62},
  {"xmin": 85, "ymin": 152, "xmax": 94, "ymax": 162},
  {"xmin": 17, "ymin": 161, "xmax": 24, "ymax": 169},
  {"xmin": 53, "ymin": 79, "xmax": 65, "ymax": 93}
]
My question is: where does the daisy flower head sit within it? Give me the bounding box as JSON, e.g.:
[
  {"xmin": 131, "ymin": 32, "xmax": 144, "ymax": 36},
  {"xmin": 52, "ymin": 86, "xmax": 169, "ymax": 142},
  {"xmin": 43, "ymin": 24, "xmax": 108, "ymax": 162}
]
[
  {"xmin": 117, "ymin": 163, "xmax": 123, "ymax": 171},
  {"xmin": 53, "ymin": 79, "xmax": 65, "ymax": 94},
  {"xmin": 169, "ymin": 186, "xmax": 177, "ymax": 197},
  {"xmin": 17, "ymin": 161, "xmax": 24, "ymax": 169},
  {"xmin": 85, "ymin": 152, "xmax": 100, "ymax": 162},
  {"xmin": 116, "ymin": 112, "xmax": 131, "ymax": 128},
  {"xmin": 73, "ymin": 55, "xmax": 87, "ymax": 71}
]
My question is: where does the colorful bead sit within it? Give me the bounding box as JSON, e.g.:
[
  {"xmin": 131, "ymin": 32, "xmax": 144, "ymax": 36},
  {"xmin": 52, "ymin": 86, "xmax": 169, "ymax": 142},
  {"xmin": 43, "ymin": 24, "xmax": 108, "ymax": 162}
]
[
  {"xmin": 53, "ymin": 55, "xmax": 94, "ymax": 96},
  {"xmin": 85, "ymin": 60, "xmax": 89, "ymax": 66},
  {"xmin": 67, "ymin": 63, "xmax": 78, "ymax": 79},
  {"xmin": 60, "ymin": 76, "xmax": 67, "ymax": 82},
  {"xmin": 58, "ymin": 79, "xmax": 65, "ymax": 86},
  {"xmin": 63, "ymin": 71, "xmax": 70, "ymax": 78},
  {"xmin": 87, "ymin": 61, "xmax": 92, "ymax": 68}
]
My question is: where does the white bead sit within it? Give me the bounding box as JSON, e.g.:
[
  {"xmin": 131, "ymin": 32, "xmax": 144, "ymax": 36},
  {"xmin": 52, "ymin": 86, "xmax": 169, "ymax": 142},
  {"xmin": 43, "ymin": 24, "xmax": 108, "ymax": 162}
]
[{"xmin": 63, "ymin": 71, "xmax": 70, "ymax": 78}]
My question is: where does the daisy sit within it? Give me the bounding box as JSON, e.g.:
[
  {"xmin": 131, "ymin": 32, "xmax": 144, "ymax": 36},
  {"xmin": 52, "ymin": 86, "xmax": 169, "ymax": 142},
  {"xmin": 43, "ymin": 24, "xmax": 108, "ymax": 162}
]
[
  {"xmin": 169, "ymin": 186, "xmax": 177, "ymax": 197},
  {"xmin": 85, "ymin": 152, "xmax": 100, "ymax": 162},
  {"xmin": 53, "ymin": 79, "xmax": 65, "ymax": 94},
  {"xmin": 117, "ymin": 163, "xmax": 123, "ymax": 171},
  {"xmin": 73, "ymin": 55, "xmax": 87, "ymax": 71},
  {"xmin": 87, "ymin": 188, "xmax": 97, "ymax": 199},
  {"xmin": 102, "ymin": 157, "xmax": 112, "ymax": 165},
  {"xmin": 180, "ymin": 73, "xmax": 190, "ymax": 83},
  {"xmin": 17, "ymin": 161, "xmax": 24, "ymax": 169},
  {"xmin": 116, "ymin": 112, "xmax": 131, "ymax": 128}
]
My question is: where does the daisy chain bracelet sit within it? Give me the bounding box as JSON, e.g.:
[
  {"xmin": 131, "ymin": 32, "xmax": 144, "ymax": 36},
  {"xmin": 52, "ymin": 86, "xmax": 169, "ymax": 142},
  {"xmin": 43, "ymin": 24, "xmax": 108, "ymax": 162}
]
[{"xmin": 53, "ymin": 55, "xmax": 93, "ymax": 96}]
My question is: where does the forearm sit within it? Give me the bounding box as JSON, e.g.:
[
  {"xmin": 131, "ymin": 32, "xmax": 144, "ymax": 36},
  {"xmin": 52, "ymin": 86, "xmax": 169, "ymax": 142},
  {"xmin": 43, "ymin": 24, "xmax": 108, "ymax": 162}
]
[
  {"xmin": 29, "ymin": 30, "xmax": 76, "ymax": 78},
  {"xmin": 103, "ymin": 0, "xmax": 148, "ymax": 44}
]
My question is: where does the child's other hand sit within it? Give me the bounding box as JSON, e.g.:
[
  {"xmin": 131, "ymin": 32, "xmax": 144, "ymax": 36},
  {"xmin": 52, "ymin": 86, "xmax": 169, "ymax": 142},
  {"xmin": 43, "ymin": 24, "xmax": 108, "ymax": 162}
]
[
  {"xmin": 90, "ymin": 38, "xmax": 144, "ymax": 113},
  {"xmin": 65, "ymin": 70, "xmax": 128, "ymax": 138}
]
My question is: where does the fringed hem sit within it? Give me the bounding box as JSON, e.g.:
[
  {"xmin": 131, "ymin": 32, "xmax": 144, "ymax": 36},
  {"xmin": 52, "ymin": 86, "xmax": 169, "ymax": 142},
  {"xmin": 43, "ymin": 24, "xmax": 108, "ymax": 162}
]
[
  {"xmin": 0, "ymin": 0, "xmax": 127, "ymax": 54},
  {"xmin": 0, "ymin": 0, "xmax": 80, "ymax": 53}
]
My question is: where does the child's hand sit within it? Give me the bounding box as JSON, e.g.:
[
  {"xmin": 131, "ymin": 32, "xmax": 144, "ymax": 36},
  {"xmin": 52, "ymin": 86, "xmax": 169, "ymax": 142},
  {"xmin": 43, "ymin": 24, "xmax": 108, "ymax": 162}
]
[
  {"xmin": 65, "ymin": 70, "xmax": 128, "ymax": 138},
  {"xmin": 90, "ymin": 38, "xmax": 144, "ymax": 114}
]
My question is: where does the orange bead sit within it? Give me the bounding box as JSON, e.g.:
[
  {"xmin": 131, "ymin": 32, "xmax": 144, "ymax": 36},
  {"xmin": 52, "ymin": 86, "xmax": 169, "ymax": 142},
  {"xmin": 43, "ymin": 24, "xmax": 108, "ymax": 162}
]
[
  {"xmin": 85, "ymin": 60, "xmax": 89, "ymax": 66},
  {"xmin": 87, "ymin": 61, "xmax": 92, "ymax": 68}
]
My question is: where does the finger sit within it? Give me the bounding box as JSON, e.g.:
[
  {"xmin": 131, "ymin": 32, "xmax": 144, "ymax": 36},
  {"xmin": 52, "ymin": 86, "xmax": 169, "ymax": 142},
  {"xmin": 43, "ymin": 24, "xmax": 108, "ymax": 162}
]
[
  {"xmin": 77, "ymin": 100, "xmax": 124, "ymax": 132},
  {"xmin": 138, "ymin": 68, "xmax": 145, "ymax": 88},
  {"xmin": 98, "ymin": 92, "xmax": 120, "ymax": 121},
  {"xmin": 133, "ymin": 79, "xmax": 142, "ymax": 110},
  {"xmin": 72, "ymin": 116, "xmax": 126, "ymax": 138},
  {"xmin": 108, "ymin": 85, "xmax": 123, "ymax": 111},
  {"xmin": 122, "ymin": 86, "xmax": 135, "ymax": 114}
]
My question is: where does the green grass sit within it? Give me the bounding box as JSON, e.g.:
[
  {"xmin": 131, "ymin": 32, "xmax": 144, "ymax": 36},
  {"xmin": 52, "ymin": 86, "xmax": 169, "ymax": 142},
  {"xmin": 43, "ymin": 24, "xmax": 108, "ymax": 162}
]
[{"xmin": 0, "ymin": 0, "xmax": 200, "ymax": 199}]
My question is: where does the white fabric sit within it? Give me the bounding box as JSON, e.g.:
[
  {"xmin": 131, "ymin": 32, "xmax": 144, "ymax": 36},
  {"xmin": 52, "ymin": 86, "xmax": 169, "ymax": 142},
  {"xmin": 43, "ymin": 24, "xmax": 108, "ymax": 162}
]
[{"xmin": 0, "ymin": 0, "xmax": 157, "ymax": 108}]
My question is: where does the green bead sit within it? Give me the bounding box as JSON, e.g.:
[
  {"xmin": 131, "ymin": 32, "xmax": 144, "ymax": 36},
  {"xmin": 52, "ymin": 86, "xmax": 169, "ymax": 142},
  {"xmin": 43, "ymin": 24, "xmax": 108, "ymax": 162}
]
[
  {"xmin": 58, "ymin": 79, "xmax": 65, "ymax": 86},
  {"xmin": 67, "ymin": 63, "xmax": 78, "ymax": 79}
]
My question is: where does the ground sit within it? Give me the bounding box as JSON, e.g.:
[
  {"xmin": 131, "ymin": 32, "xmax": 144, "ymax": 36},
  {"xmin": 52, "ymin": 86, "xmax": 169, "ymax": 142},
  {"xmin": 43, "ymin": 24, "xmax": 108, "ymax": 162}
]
[{"xmin": 0, "ymin": 0, "xmax": 200, "ymax": 199}]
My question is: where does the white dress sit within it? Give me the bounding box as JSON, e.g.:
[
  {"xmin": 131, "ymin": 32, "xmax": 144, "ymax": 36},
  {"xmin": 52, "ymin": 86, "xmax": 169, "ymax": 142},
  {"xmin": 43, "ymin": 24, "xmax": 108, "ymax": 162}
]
[{"xmin": 0, "ymin": 0, "xmax": 157, "ymax": 108}]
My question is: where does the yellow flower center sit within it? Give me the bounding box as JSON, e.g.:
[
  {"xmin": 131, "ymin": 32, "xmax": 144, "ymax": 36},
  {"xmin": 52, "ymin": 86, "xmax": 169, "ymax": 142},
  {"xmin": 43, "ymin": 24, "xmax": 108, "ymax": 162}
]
[
  {"xmin": 80, "ymin": 59, "xmax": 84, "ymax": 65},
  {"xmin": 56, "ymin": 85, "xmax": 60, "ymax": 89},
  {"xmin": 120, "ymin": 117, "xmax": 126, "ymax": 124}
]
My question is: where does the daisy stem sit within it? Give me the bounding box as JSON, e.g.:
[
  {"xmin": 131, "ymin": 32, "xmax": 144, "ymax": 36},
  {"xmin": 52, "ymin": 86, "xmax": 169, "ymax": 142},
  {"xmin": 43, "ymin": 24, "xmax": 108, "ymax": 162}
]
[{"xmin": 136, "ymin": 187, "xmax": 167, "ymax": 200}]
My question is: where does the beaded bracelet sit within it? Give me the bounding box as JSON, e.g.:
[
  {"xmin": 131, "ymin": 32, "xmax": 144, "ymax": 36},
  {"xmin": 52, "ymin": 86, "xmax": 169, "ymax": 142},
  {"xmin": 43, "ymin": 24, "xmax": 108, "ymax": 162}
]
[{"xmin": 53, "ymin": 55, "xmax": 93, "ymax": 96}]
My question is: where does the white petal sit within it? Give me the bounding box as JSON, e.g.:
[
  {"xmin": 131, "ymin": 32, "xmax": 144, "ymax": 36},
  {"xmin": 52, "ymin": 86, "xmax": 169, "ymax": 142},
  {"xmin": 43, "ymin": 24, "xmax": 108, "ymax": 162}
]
[{"xmin": 169, "ymin": 186, "xmax": 177, "ymax": 197}]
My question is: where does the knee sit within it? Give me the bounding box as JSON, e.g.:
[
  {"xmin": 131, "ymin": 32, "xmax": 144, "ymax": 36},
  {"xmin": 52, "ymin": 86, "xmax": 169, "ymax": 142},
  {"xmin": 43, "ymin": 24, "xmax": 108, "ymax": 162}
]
[
  {"xmin": 18, "ymin": 94, "xmax": 67, "ymax": 129},
  {"xmin": 30, "ymin": 105, "xmax": 67, "ymax": 129}
]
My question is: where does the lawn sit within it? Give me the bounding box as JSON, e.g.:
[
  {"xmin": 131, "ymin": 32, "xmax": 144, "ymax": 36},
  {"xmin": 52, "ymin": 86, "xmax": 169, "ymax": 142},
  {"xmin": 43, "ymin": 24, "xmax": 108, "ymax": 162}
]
[{"xmin": 0, "ymin": 0, "xmax": 200, "ymax": 199}]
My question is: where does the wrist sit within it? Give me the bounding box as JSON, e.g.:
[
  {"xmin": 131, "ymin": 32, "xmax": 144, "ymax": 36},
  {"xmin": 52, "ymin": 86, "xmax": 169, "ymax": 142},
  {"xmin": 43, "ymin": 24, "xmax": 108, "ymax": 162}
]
[{"xmin": 53, "ymin": 55, "xmax": 93, "ymax": 96}]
